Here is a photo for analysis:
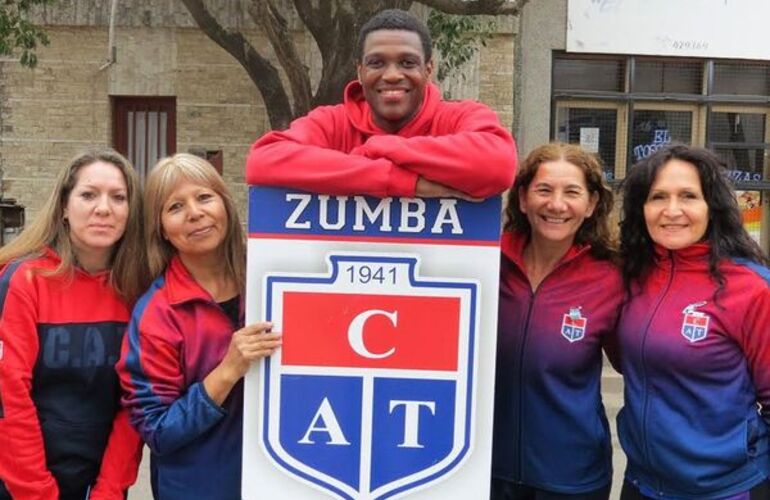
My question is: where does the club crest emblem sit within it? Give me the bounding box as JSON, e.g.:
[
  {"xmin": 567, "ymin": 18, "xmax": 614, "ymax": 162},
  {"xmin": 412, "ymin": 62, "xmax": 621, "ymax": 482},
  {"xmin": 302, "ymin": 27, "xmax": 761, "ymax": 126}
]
[
  {"xmin": 681, "ymin": 301, "xmax": 710, "ymax": 343},
  {"xmin": 561, "ymin": 307, "xmax": 587, "ymax": 342},
  {"xmin": 259, "ymin": 253, "xmax": 479, "ymax": 499}
]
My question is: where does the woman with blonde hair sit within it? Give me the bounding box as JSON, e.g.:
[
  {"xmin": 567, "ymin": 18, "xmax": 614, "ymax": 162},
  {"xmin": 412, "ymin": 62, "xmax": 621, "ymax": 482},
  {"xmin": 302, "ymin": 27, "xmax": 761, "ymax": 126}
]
[
  {"xmin": 0, "ymin": 148, "xmax": 147, "ymax": 499},
  {"xmin": 492, "ymin": 143, "xmax": 622, "ymax": 500},
  {"xmin": 118, "ymin": 153, "xmax": 281, "ymax": 499}
]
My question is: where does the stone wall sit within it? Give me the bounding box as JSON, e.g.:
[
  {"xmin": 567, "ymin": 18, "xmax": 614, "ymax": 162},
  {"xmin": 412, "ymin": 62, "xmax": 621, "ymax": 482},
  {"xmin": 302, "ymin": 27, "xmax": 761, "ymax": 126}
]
[{"xmin": 0, "ymin": 23, "xmax": 264, "ymax": 221}]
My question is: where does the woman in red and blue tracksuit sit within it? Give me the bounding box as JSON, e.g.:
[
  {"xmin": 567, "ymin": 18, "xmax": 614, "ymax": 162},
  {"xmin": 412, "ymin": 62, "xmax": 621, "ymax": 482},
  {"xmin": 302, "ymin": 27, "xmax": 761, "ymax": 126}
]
[
  {"xmin": 617, "ymin": 144, "xmax": 770, "ymax": 499},
  {"xmin": 118, "ymin": 154, "xmax": 282, "ymax": 499},
  {"xmin": 0, "ymin": 149, "xmax": 147, "ymax": 499},
  {"xmin": 492, "ymin": 143, "xmax": 623, "ymax": 499}
]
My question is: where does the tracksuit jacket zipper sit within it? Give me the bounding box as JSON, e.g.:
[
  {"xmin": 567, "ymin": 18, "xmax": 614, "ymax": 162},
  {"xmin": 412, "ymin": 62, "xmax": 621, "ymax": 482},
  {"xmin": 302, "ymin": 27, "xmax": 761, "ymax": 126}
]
[
  {"xmin": 638, "ymin": 253, "xmax": 675, "ymax": 496},
  {"xmin": 515, "ymin": 286, "xmax": 536, "ymax": 481},
  {"xmin": 510, "ymin": 249, "xmax": 588, "ymax": 481}
]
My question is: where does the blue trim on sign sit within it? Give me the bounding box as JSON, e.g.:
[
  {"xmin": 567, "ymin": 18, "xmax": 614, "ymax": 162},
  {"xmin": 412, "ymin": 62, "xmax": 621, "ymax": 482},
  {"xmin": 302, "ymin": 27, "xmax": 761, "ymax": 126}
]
[
  {"xmin": 262, "ymin": 254, "xmax": 478, "ymax": 499},
  {"xmin": 248, "ymin": 186, "xmax": 501, "ymax": 244}
]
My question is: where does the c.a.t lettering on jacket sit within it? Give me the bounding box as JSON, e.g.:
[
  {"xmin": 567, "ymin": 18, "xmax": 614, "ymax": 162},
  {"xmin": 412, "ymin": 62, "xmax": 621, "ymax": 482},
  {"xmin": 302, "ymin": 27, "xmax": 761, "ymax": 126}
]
[
  {"xmin": 118, "ymin": 256, "xmax": 243, "ymax": 499},
  {"xmin": 492, "ymin": 232, "xmax": 623, "ymax": 494},
  {"xmin": 246, "ymin": 81, "xmax": 516, "ymax": 198},
  {"xmin": 0, "ymin": 248, "xmax": 141, "ymax": 500},
  {"xmin": 617, "ymin": 243, "xmax": 770, "ymax": 499}
]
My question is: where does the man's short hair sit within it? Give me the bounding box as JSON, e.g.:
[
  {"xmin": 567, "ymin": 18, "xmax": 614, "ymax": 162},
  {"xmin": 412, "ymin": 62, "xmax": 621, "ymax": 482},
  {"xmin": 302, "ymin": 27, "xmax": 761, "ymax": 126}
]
[{"xmin": 356, "ymin": 9, "xmax": 433, "ymax": 63}]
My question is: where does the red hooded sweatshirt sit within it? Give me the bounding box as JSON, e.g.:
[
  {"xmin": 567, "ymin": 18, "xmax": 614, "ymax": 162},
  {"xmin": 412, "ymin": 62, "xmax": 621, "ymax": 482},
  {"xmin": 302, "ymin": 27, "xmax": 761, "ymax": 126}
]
[{"xmin": 246, "ymin": 81, "xmax": 516, "ymax": 198}]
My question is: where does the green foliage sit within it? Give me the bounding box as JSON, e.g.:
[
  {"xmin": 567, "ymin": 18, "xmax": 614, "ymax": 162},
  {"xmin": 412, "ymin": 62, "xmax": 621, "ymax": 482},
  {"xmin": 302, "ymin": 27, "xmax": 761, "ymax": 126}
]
[
  {"xmin": 0, "ymin": 0, "xmax": 53, "ymax": 68},
  {"xmin": 427, "ymin": 10, "xmax": 496, "ymax": 83}
]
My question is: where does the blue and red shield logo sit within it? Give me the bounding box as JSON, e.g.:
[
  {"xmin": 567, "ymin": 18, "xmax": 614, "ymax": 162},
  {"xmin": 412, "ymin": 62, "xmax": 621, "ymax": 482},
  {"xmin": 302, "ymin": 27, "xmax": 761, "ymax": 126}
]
[
  {"xmin": 561, "ymin": 307, "xmax": 587, "ymax": 343},
  {"xmin": 259, "ymin": 253, "xmax": 479, "ymax": 499},
  {"xmin": 681, "ymin": 312, "xmax": 709, "ymax": 343},
  {"xmin": 681, "ymin": 301, "xmax": 710, "ymax": 343}
]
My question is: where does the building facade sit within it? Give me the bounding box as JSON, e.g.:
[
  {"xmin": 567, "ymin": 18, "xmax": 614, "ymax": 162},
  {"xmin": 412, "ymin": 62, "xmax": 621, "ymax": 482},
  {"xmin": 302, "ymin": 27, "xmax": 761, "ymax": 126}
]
[{"xmin": 0, "ymin": 0, "xmax": 516, "ymax": 226}]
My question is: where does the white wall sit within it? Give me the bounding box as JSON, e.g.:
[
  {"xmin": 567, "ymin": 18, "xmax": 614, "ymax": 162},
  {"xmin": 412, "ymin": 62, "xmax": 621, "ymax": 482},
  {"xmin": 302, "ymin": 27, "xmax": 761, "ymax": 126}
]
[{"xmin": 568, "ymin": 0, "xmax": 770, "ymax": 60}]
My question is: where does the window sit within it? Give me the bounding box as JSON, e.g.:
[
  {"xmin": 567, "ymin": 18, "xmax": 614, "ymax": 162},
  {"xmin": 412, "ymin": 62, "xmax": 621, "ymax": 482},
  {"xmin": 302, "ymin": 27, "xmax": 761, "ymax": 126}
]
[
  {"xmin": 634, "ymin": 59, "xmax": 701, "ymax": 94},
  {"xmin": 551, "ymin": 53, "xmax": 770, "ymax": 188},
  {"xmin": 713, "ymin": 62, "xmax": 770, "ymax": 96},
  {"xmin": 630, "ymin": 107, "xmax": 696, "ymax": 163},
  {"xmin": 112, "ymin": 96, "xmax": 176, "ymax": 182},
  {"xmin": 553, "ymin": 56, "xmax": 624, "ymax": 92},
  {"xmin": 555, "ymin": 103, "xmax": 623, "ymax": 179},
  {"xmin": 708, "ymin": 109, "xmax": 768, "ymax": 181}
]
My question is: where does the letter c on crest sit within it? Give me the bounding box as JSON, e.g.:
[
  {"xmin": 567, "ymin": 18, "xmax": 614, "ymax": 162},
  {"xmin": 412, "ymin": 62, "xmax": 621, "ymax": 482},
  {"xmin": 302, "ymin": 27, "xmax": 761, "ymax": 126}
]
[{"xmin": 347, "ymin": 309, "xmax": 397, "ymax": 359}]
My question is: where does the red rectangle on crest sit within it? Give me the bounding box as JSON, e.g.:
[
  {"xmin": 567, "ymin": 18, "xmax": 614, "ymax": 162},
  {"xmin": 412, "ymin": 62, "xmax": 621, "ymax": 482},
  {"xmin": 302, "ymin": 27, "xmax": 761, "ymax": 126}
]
[
  {"xmin": 280, "ymin": 292, "xmax": 460, "ymax": 371},
  {"xmin": 565, "ymin": 316, "xmax": 586, "ymax": 328}
]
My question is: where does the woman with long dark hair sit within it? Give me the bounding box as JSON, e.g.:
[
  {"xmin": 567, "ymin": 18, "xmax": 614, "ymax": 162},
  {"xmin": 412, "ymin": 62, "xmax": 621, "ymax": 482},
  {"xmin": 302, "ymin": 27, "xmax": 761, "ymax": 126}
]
[
  {"xmin": 617, "ymin": 144, "xmax": 770, "ymax": 499},
  {"xmin": 492, "ymin": 143, "xmax": 622, "ymax": 500}
]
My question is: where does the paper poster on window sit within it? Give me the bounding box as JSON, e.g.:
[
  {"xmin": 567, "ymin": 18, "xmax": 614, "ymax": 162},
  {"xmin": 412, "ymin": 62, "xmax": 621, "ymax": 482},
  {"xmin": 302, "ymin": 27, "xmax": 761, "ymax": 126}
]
[
  {"xmin": 243, "ymin": 187, "xmax": 502, "ymax": 499},
  {"xmin": 737, "ymin": 191, "xmax": 762, "ymax": 244},
  {"xmin": 580, "ymin": 127, "xmax": 600, "ymax": 153}
]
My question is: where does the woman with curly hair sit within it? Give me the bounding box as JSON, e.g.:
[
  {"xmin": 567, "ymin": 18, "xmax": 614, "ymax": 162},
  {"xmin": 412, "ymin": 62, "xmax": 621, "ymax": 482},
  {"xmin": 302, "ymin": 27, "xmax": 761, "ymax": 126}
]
[{"xmin": 492, "ymin": 142, "xmax": 622, "ymax": 500}]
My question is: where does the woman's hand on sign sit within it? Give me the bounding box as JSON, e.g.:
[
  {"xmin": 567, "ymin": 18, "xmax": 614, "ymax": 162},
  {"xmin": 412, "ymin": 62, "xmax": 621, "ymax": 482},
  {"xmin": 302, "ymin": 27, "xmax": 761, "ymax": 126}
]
[{"xmin": 204, "ymin": 322, "xmax": 282, "ymax": 405}]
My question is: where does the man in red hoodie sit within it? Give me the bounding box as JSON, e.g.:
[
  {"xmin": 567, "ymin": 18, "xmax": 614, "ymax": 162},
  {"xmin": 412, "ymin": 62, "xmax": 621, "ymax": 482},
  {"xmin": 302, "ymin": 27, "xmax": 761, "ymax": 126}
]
[{"xmin": 246, "ymin": 9, "xmax": 517, "ymax": 200}]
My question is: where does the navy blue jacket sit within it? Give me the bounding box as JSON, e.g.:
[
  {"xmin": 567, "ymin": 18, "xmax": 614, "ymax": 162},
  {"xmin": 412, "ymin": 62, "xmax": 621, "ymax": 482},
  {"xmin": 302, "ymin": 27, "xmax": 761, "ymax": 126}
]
[
  {"xmin": 492, "ymin": 232, "xmax": 623, "ymax": 493},
  {"xmin": 617, "ymin": 244, "xmax": 770, "ymax": 498}
]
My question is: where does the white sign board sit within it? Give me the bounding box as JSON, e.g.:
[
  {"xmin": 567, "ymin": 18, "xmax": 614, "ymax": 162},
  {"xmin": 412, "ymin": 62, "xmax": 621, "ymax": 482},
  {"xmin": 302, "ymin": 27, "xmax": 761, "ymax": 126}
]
[
  {"xmin": 567, "ymin": 0, "xmax": 770, "ymax": 60},
  {"xmin": 243, "ymin": 187, "xmax": 501, "ymax": 500}
]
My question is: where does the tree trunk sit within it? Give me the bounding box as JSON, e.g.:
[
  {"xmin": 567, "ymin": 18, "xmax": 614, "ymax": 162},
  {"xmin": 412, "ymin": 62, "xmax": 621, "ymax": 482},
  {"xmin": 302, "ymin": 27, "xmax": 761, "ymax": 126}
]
[{"xmin": 183, "ymin": 0, "xmax": 527, "ymax": 130}]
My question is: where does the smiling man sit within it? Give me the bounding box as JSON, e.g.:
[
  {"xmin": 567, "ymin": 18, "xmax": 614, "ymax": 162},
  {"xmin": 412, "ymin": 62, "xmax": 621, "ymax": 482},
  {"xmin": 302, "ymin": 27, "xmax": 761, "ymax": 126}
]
[{"xmin": 246, "ymin": 9, "xmax": 517, "ymax": 200}]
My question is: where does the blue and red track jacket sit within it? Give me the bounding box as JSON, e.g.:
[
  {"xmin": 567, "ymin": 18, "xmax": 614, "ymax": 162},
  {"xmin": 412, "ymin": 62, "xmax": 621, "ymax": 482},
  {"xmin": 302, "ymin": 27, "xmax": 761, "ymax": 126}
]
[
  {"xmin": 246, "ymin": 80, "xmax": 516, "ymax": 198},
  {"xmin": 492, "ymin": 232, "xmax": 623, "ymax": 493},
  {"xmin": 118, "ymin": 256, "xmax": 244, "ymax": 500},
  {"xmin": 617, "ymin": 243, "xmax": 770, "ymax": 498},
  {"xmin": 0, "ymin": 248, "xmax": 141, "ymax": 500}
]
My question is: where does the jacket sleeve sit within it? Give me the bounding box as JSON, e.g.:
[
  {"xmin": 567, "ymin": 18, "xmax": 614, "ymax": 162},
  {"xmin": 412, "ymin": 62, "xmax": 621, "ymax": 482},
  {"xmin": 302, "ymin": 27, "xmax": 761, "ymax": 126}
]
[
  {"xmin": 0, "ymin": 271, "xmax": 59, "ymax": 500},
  {"xmin": 352, "ymin": 103, "xmax": 517, "ymax": 198},
  {"xmin": 741, "ymin": 283, "xmax": 770, "ymax": 424},
  {"xmin": 117, "ymin": 309, "xmax": 226, "ymax": 457},
  {"xmin": 246, "ymin": 107, "xmax": 419, "ymax": 198},
  {"xmin": 88, "ymin": 409, "xmax": 143, "ymax": 499}
]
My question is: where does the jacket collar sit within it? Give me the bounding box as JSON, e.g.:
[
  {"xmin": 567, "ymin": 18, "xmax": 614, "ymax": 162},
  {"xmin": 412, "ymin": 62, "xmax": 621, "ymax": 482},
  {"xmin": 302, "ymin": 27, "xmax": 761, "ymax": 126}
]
[
  {"xmin": 44, "ymin": 246, "xmax": 111, "ymax": 283},
  {"xmin": 500, "ymin": 230, "xmax": 590, "ymax": 274},
  {"xmin": 164, "ymin": 255, "xmax": 213, "ymax": 306},
  {"xmin": 653, "ymin": 242, "xmax": 710, "ymax": 270}
]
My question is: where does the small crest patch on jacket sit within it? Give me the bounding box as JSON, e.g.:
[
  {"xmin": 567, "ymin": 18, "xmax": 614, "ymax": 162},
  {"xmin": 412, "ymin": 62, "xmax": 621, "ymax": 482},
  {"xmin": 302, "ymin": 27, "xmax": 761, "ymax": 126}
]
[
  {"xmin": 681, "ymin": 301, "xmax": 710, "ymax": 343},
  {"xmin": 561, "ymin": 307, "xmax": 587, "ymax": 342}
]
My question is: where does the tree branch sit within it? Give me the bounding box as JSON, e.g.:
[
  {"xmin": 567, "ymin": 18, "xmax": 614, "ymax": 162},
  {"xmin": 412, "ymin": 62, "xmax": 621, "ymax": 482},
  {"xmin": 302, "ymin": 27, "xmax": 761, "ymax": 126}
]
[
  {"xmin": 180, "ymin": 0, "xmax": 294, "ymax": 129},
  {"xmin": 248, "ymin": 0, "xmax": 312, "ymax": 117},
  {"xmin": 293, "ymin": 0, "xmax": 333, "ymax": 50},
  {"xmin": 416, "ymin": 0, "xmax": 529, "ymax": 15}
]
